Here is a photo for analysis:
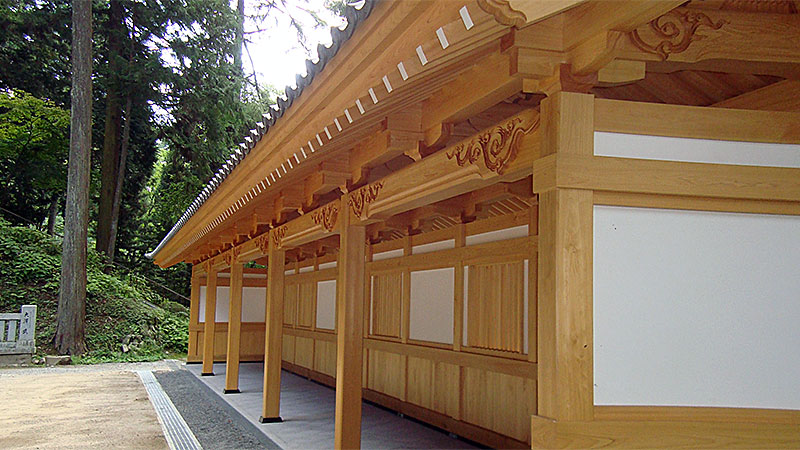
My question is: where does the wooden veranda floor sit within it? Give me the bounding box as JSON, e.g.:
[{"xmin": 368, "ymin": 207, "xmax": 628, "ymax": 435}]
[{"xmin": 186, "ymin": 362, "xmax": 477, "ymax": 449}]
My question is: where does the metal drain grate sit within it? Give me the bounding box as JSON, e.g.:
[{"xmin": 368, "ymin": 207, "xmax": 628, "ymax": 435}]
[{"xmin": 138, "ymin": 370, "xmax": 202, "ymax": 450}]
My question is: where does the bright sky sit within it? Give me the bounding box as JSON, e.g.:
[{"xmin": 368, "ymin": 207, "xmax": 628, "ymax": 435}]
[{"xmin": 242, "ymin": 1, "xmax": 347, "ymax": 94}]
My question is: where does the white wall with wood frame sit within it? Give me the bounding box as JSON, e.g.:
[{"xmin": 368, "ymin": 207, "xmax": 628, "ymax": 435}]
[
  {"xmin": 188, "ymin": 211, "xmax": 538, "ymax": 448},
  {"xmin": 530, "ymin": 93, "xmax": 800, "ymax": 449}
]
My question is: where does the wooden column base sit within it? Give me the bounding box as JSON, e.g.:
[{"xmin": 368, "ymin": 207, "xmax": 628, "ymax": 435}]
[{"xmin": 258, "ymin": 416, "xmax": 283, "ymax": 424}]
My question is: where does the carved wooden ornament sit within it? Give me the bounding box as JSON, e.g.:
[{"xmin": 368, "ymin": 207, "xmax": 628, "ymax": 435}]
[
  {"xmin": 311, "ymin": 202, "xmax": 339, "ymax": 232},
  {"xmin": 223, "ymin": 246, "xmax": 240, "ymax": 266},
  {"xmin": 272, "ymin": 226, "xmax": 287, "ymax": 249},
  {"xmin": 256, "ymin": 233, "xmax": 270, "ymax": 254},
  {"xmin": 446, "ymin": 113, "xmax": 539, "ymax": 175},
  {"xmin": 348, "ymin": 181, "xmax": 385, "ymax": 218},
  {"xmin": 628, "ymin": 10, "xmax": 728, "ymax": 61},
  {"xmin": 477, "ymin": 0, "xmax": 528, "ymax": 27}
]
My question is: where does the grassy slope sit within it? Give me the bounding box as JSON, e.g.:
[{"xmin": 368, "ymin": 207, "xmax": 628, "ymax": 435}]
[{"xmin": 0, "ymin": 218, "xmax": 188, "ymax": 362}]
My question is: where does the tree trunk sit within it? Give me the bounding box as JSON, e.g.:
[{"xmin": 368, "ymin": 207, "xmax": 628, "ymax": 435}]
[
  {"xmin": 107, "ymin": 95, "xmax": 132, "ymax": 263},
  {"xmin": 96, "ymin": 0, "xmax": 124, "ymax": 259},
  {"xmin": 234, "ymin": 0, "xmax": 245, "ymax": 93},
  {"xmin": 46, "ymin": 195, "xmax": 59, "ymax": 236},
  {"xmin": 55, "ymin": 0, "xmax": 92, "ymax": 356}
]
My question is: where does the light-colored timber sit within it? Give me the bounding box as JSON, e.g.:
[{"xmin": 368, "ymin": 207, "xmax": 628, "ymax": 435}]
[{"xmin": 150, "ymin": 1, "xmax": 800, "ymax": 448}]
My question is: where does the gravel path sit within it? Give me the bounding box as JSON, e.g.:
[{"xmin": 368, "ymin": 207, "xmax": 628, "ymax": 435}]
[{"xmin": 155, "ymin": 368, "xmax": 280, "ymax": 450}]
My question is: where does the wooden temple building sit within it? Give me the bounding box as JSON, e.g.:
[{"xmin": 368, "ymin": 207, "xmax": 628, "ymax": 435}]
[{"xmin": 147, "ymin": 0, "xmax": 800, "ymax": 447}]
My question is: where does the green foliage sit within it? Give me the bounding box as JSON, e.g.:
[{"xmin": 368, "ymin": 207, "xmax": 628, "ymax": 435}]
[
  {"xmin": 0, "ymin": 218, "xmax": 188, "ymax": 362},
  {"xmin": 0, "ymin": 90, "xmax": 70, "ymax": 226}
]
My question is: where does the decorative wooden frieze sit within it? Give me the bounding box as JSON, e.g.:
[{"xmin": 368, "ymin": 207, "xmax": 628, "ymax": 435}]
[
  {"xmin": 256, "ymin": 233, "xmax": 270, "ymax": 254},
  {"xmin": 272, "ymin": 225, "xmax": 287, "ymax": 249},
  {"xmin": 446, "ymin": 113, "xmax": 540, "ymax": 175},
  {"xmin": 310, "ymin": 202, "xmax": 339, "ymax": 232},
  {"xmin": 628, "ymin": 10, "xmax": 728, "ymax": 61},
  {"xmin": 223, "ymin": 246, "xmax": 241, "ymax": 266},
  {"xmin": 348, "ymin": 181, "xmax": 385, "ymax": 218}
]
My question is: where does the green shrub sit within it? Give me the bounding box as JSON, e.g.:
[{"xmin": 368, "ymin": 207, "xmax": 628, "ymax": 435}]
[{"xmin": 0, "ymin": 220, "xmax": 188, "ymax": 362}]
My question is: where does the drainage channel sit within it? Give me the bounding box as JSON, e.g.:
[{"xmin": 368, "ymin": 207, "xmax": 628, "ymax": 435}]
[{"xmin": 138, "ymin": 370, "xmax": 203, "ymax": 450}]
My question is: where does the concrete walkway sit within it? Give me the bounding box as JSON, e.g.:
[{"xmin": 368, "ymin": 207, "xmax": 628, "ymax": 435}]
[{"xmin": 186, "ymin": 362, "xmax": 477, "ymax": 449}]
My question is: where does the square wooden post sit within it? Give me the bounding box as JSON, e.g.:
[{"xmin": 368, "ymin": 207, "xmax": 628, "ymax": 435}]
[
  {"xmin": 260, "ymin": 233, "xmax": 285, "ymax": 423},
  {"xmin": 202, "ymin": 263, "xmax": 218, "ymax": 376},
  {"xmin": 188, "ymin": 266, "xmax": 201, "ymax": 359},
  {"xmin": 334, "ymin": 197, "xmax": 366, "ymax": 449},
  {"xmin": 535, "ymin": 91, "xmax": 595, "ymax": 422},
  {"xmin": 224, "ymin": 256, "xmax": 244, "ymax": 393}
]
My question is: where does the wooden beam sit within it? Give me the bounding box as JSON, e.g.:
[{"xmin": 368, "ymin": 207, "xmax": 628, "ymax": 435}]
[
  {"xmin": 595, "ymin": 98, "xmax": 800, "ymax": 144},
  {"xmin": 477, "ymin": 0, "xmax": 587, "ymax": 28},
  {"xmin": 531, "ymin": 413, "xmax": 800, "ymax": 449},
  {"xmin": 422, "ymin": 51, "xmax": 522, "ymax": 132},
  {"xmin": 712, "ymin": 80, "xmax": 800, "ymax": 111},
  {"xmin": 224, "ymin": 257, "xmax": 244, "ymax": 393},
  {"xmin": 535, "ymin": 91, "xmax": 594, "ymax": 423},
  {"xmin": 614, "ymin": 8, "xmax": 800, "ymax": 68},
  {"xmin": 201, "ymin": 264, "xmax": 218, "ymax": 376},
  {"xmin": 349, "ymin": 108, "xmax": 541, "ymax": 224},
  {"xmin": 334, "ymin": 196, "xmax": 366, "ymax": 449},
  {"xmin": 534, "ymin": 153, "xmax": 800, "ymax": 203},
  {"xmin": 260, "ymin": 230, "xmax": 285, "ymax": 423},
  {"xmin": 562, "ymin": 0, "xmax": 684, "ymax": 50}
]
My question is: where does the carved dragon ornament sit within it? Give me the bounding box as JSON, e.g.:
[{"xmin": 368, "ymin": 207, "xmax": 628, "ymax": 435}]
[
  {"xmin": 628, "ymin": 10, "xmax": 728, "ymax": 61},
  {"xmin": 311, "ymin": 202, "xmax": 339, "ymax": 232},
  {"xmin": 348, "ymin": 182, "xmax": 384, "ymax": 219},
  {"xmin": 272, "ymin": 225, "xmax": 287, "ymax": 249},
  {"xmin": 446, "ymin": 113, "xmax": 540, "ymax": 175}
]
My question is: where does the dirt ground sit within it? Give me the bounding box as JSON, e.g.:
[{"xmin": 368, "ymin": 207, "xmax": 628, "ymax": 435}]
[{"xmin": 0, "ymin": 364, "xmax": 169, "ymax": 449}]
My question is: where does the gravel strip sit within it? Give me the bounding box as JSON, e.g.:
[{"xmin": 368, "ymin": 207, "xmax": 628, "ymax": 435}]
[
  {"xmin": 155, "ymin": 368, "xmax": 280, "ymax": 450},
  {"xmin": 0, "ymin": 360, "xmax": 176, "ymax": 376}
]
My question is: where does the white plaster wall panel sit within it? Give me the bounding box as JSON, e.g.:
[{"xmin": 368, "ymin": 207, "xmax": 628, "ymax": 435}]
[
  {"xmin": 318, "ymin": 261, "xmax": 338, "ymax": 270},
  {"xmin": 372, "ymin": 248, "xmax": 404, "ymax": 261},
  {"xmin": 413, "ymin": 239, "xmax": 455, "ymax": 255},
  {"xmin": 242, "ymin": 287, "xmax": 266, "ymax": 322},
  {"xmin": 594, "ymin": 205, "xmax": 800, "ymax": 409},
  {"xmin": 197, "ymin": 286, "xmax": 230, "ymax": 322},
  {"xmin": 214, "ymin": 287, "xmax": 231, "ymax": 322},
  {"xmin": 316, "ymin": 280, "xmax": 337, "ymax": 330},
  {"xmin": 410, "ymin": 268, "xmax": 455, "ymax": 344},
  {"xmin": 594, "ymin": 132, "xmax": 800, "ymax": 168},
  {"xmin": 198, "ymin": 287, "xmax": 206, "ymax": 323},
  {"xmin": 299, "ymin": 266, "xmax": 314, "ymax": 273},
  {"xmin": 465, "ymin": 225, "xmax": 528, "ymax": 246}
]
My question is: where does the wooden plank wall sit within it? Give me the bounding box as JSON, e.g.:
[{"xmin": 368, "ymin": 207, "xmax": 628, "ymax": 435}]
[{"xmin": 188, "ymin": 209, "xmax": 538, "ymax": 447}]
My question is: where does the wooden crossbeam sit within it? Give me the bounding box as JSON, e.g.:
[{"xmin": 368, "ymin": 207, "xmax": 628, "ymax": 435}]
[
  {"xmin": 614, "ymin": 8, "xmax": 800, "ymax": 70},
  {"xmin": 712, "ymin": 80, "xmax": 800, "ymax": 111}
]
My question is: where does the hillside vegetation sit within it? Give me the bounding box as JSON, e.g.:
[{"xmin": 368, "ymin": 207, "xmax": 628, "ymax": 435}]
[{"xmin": 0, "ymin": 218, "xmax": 188, "ymax": 362}]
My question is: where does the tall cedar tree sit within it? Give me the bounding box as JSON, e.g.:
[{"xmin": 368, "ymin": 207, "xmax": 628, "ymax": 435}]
[{"xmin": 55, "ymin": 0, "xmax": 92, "ymax": 355}]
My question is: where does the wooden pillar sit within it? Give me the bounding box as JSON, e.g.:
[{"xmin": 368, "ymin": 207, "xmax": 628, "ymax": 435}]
[
  {"xmin": 535, "ymin": 91, "xmax": 595, "ymax": 422},
  {"xmin": 334, "ymin": 197, "xmax": 366, "ymax": 449},
  {"xmin": 201, "ymin": 264, "xmax": 218, "ymax": 376},
  {"xmin": 188, "ymin": 266, "xmax": 201, "ymax": 359},
  {"xmin": 453, "ymin": 223, "xmax": 466, "ymax": 352},
  {"xmin": 260, "ymin": 233, "xmax": 285, "ymax": 423},
  {"xmin": 224, "ymin": 257, "xmax": 244, "ymax": 393}
]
